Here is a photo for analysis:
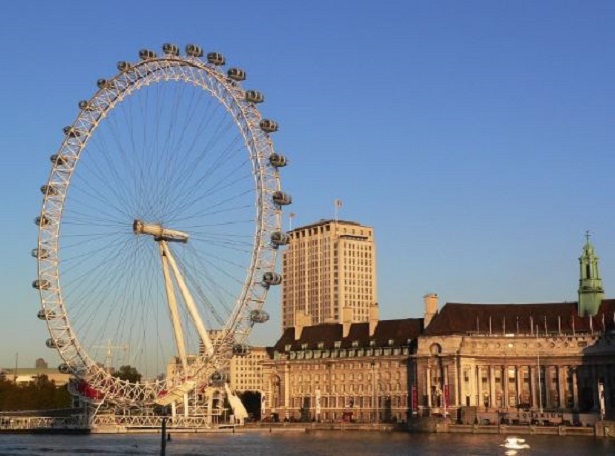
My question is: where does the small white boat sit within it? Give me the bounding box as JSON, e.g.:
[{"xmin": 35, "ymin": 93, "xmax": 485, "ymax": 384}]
[{"xmin": 501, "ymin": 436, "xmax": 530, "ymax": 450}]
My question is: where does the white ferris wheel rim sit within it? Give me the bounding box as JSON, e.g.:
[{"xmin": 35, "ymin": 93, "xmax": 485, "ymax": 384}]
[{"xmin": 34, "ymin": 45, "xmax": 286, "ymax": 405}]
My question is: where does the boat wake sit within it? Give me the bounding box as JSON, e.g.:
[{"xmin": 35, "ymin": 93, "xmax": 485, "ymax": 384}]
[{"xmin": 500, "ymin": 436, "xmax": 530, "ymax": 454}]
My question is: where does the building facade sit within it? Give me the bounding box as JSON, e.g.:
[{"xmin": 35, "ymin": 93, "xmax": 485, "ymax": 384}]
[
  {"xmin": 417, "ymin": 299, "xmax": 615, "ymax": 424},
  {"xmin": 261, "ymin": 314, "xmax": 423, "ymax": 423},
  {"xmin": 414, "ymin": 237, "xmax": 615, "ymax": 423},
  {"xmin": 261, "ymin": 238, "xmax": 615, "ymax": 424},
  {"xmin": 281, "ymin": 219, "xmax": 377, "ymax": 330}
]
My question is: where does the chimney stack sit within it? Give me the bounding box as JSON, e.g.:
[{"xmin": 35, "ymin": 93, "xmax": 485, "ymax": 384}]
[
  {"xmin": 342, "ymin": 306, "xmax": 353, "ymax": 338},
  {"xmin": 424, "ymin": 293, "xmax": 439, "ymax": 328},
  {"xmin": 369, "ymin": 302, "xmax": 379, "ymax": 337},
  {"xmin": 294, "ymin": 311, "xmax": 312, "ymax": 340}
]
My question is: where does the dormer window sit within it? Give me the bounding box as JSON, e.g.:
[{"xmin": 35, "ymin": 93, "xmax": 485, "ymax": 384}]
[
  {"xmin": 317, "ymin": 342, "xmax": 324, "ymax": 349},
  {"xmin": 369, "ymin": 340, "xmax": 376, "ymax": 347},
  {"xmin": 285, "ymin": 344, "xmax": 291, "ymax": 351},
  {"xmin": 352, "ymin": 340, "xmax": 359, "ymax": 348},
  {"xmin": 334, "ymin": 341, "xmax": 341, "ymax": 348},
  {"xmin": 301, "ymin": 343, "xmax": 308, "ymax": 350},
  {"xmin": 388, "ymin": 339, "xmax": 394, "ymax": 346}
]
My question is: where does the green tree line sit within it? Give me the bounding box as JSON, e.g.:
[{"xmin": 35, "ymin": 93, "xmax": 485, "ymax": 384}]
[{"xmin": 0, "ymin": 375, "xmax": 71, "ymax": 411}]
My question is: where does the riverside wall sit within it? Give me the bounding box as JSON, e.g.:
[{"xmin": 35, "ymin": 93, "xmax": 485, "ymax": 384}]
[{"xmin": 2, "ymin": 416, "xmax": 614, "ymax": 438}]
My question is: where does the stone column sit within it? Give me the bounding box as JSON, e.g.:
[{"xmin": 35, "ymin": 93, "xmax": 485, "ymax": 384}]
[
  {"xmin": 462, "ymin": 365, "xmax": 476, "ymax": 405},
  {"xmin": 444, "ymin": 365, "xmax": 450, "ymax": 409},
  {"xmin": 426, "ymin": 366, "xmax": 432, "ymax": 408},
  {"xmin": 476, "ymin": 366, "xmax": 482, "ymax": 408},
  {"xmin": 558, "ymin": 366, "xmax": 566, "ymax": 409},
  {"xmin": 453, "ymin": 355, "xmax": 465, "ymax": 407},
  {"xmin": 515, "ymin": 366, "xmax": 522, "ymax": 407},
  {"xmin": 572, "ymin": 366, "xmax": 579, "ymax": 410},
  {"xmin": 503, "ymin": 364, "xmax": 509, "ymax": 409},
  {"xmin": 489, "ymin": 366, "xmax": 496, "ymax": 409},
  {"xmin": 543, "ymin": 366, "xmax": 550, "ymax": 409},
  {"xmin": 284, "ymin": 364, "xmax": 290, "ymax": 410},
  {"xmin": 530, "ymin": 366, "xmax": 537, "ymax": 409}
]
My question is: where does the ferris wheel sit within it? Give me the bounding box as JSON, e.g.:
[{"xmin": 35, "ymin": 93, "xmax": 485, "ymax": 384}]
[{"xmin": 32, "ymin": 43, "xmax": 291, "ymax": 406}]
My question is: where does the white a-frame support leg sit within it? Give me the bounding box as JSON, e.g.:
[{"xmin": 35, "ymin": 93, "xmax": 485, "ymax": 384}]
[
  {"xmin": 159, "ymin": 242, "xmax": 188, "ymax": 372},
  {"xmin": 160, "ymin": 241, "xmax": 215, "ymax": 358}
]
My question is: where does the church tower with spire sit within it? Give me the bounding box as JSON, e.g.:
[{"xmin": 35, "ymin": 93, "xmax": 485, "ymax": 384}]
[{"xmin": 578, "ymin": 232, "xmax": 605, "ymax": 317}]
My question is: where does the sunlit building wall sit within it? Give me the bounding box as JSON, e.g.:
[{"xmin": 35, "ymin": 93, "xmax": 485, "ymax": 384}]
[{"xmin": 281, "ymin": 219, "xmax": 377, "ymax": 330}]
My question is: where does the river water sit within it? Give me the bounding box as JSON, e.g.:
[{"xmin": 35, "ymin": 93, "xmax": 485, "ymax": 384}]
[{"xmin": 0, "ymin": 431, "xmax": 613, "ymax": 456}]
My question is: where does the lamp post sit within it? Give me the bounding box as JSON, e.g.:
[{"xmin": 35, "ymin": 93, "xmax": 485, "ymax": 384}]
[
  {"xmin": 160, "ymin": 405, "xmax": 168, "ymax": 456},
  {"xmin": 506, "ymin": 342, "xmax": 513, "ymax": 409},
  {"xmin": 537, "ymin": 337, "xmax": 543, "ymax": 413}
]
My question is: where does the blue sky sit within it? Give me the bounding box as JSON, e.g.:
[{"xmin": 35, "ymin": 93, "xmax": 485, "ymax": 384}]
[{"xmin": 1, "ymin": 1, "xmax": 614, "ymax": 369}]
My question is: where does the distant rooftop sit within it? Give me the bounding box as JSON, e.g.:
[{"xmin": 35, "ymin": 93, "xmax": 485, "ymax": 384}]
[
  {"xmin": 273, "ymin": 318, "xmax": 423, "ymax": 352},
  {"xmin": 424, "ymin": 299, "xmax": 615, "ymax": 336},
  {"xmin": 289, "ymin": 218, "xmax": 369, "ymax": 233}
]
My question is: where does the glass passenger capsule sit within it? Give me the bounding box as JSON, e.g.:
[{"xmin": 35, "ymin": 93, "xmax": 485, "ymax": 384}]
[
  {"xmin": 117, "ymin": 61, "xmax": 132, "ymax": 72},
  {"xmin": 270, "ymin": 231, "xmax": 290, "ymax": 247},
  {"xmin": 185, "ymin": 44, "xmax": 203, "ymax": 57},
  {"xmin": 139, "ymin": 49, "xmax": 157, "ymax": 60},
  {"xmin": 31, "ymin": 248, "xmax": 50, "ymax": 259},
  {"xmin": 260, "ymin": 119, "xmax": 278, "ymax": 133},
  {"xmin": 63, "ymin": 126, "xmax": 82, "ymax": 138},
  {"xmin": 162, "ymin": 43, "xmax": 180, "ymax": 56},
  {"xmin": 32, "ymin": 279, "xmax": 51, "ymax": 290},
  {"xmin": 37, "ymin": 309, "xmax": 57, "ymax": 320},
  {"xmin": 40, "ymin": 184, "xmax": 58, "ymax": 196},
  {"xmin": 35, "ymin": 215, "xmax": 50, "ymax": 227},
  {"xmin": 250, "ymin": 309, "xmax": 270, "ymax": 323},
  {"xmin": 232, "ymin": 344, "xmax": 251, "ymax": 356},
  {"xmin": 46, "ymin": 338, "xmax": 68, "ymax": 349},
  {"xmin": 78, "ymin": 100, "xmax": 94, "ymax": 111},
  {"xmin": 207, "ymin": 52, "xmax": 225, "ymax": 65},
  {"xmin": 269, "ymin": 153, "xmax": 288, "ymax": 167},
  {"xmin": 227, "ymin": 68, "xmax": 246, "ymax": 81},
  {"xmin": 262, "ymin": 272, "xmax": 282, "ymax": 286},
  {"xmin": 58, "ymin": 363, "xmax": 71, "ymax": 374},
  {"xmin": 50, "ymin": 154, "xmax": 68, "ymax": 166},
  {"xmin": 245, "ymin": 90, "xmax": 264, "ymax": 103},
  {"xmin": 209, "ymin": 371, "xmax": 227, "ymax": 385},
  {"xmin": 272, "ymin": 191, "xmax": 292, "ymax": 206}
]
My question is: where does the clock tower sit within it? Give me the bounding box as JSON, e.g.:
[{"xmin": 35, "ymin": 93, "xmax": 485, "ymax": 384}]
[{"xmin": 578, "ymin": 232, "xmax": 605, "ymax": 317}]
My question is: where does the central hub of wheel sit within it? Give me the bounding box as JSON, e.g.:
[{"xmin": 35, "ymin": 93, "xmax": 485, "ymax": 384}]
[{"xmin": 133, "ymin": 219, "xmax": 189, "ymax": 243}]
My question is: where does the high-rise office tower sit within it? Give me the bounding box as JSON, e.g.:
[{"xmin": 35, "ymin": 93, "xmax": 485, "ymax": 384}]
[{"xmin": 281, "ymin": 219, "xmax": 378, "ymax": 330}]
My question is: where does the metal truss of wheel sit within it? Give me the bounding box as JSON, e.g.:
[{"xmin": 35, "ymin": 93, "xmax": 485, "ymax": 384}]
[{"xmin": 33, "ymin": 43, "xmax": 291, "ymax": 407}]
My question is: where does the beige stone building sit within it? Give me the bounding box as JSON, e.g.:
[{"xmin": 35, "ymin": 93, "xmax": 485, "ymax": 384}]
[
  {"xmin": 261, "ymin": 238, "xmax": 615, "ymax": 424},
  {"xmin": 281, "ymin": 219, "xmax": 377, "ymax": 330},
  {"xmin": 417, "ymin": 298, "xmax": 615, "ymax": 424},
  {"xmin": 261, "ymin": 309, "xmax": 422, "ymax": 423},
  {"xmin": 229, "ymin": 346, "xmax": 268, "ymax": 392},
  {"xmin": 416, "ymin": 238, "xmax": 615, "ymax": 423}
]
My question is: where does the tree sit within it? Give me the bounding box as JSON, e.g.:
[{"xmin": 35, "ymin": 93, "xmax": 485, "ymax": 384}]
[
  {"xmin": 0, "ymin": 376, "xmax": 71, "ymax": 411},
  {"xmin": 239, "ymin": 390, "xmax": 262, "ymax": 420},
  {"xmin": 113, "ymin": 365, "xmax": 142, "ymax": 383}
]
